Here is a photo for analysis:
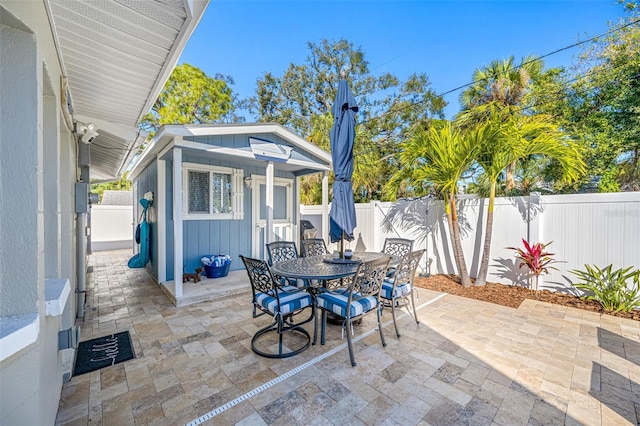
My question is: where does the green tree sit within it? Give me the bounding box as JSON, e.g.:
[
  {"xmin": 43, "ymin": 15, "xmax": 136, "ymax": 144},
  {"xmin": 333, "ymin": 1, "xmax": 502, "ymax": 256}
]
[
  {"xmin": 577, "ymin": 16, "xmax": 640, "ymax": 191},
  {"xmin": 386, "ymin": 122, "xmax": 492, "ymax": 287},
  {"xmin": 528, "ymin": 8, "xmax": 640, "ymax": 192},
  {"xmin": 140, "ymin": 63, "xmax": 236, "ymax": 136},
  {"xmin": 252, "ymin": 38, "xmax": 446, "ymax": 203},
  {"xmin": 462, "ymin": 108, "xmax": 585, "ymax": 286},
  {"xmin": 459, "ymin": 56, "xmax": 544, "ymax": 192},
  {"xmin": 91, "ymin": 172, "xmax": 132, "ymax": 201}
]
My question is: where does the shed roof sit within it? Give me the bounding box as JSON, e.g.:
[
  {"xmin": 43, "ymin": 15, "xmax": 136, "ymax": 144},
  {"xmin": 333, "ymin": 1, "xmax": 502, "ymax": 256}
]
[{"xmin": 128, "ymin": 123, "xmax": 333, "ymax": 179}]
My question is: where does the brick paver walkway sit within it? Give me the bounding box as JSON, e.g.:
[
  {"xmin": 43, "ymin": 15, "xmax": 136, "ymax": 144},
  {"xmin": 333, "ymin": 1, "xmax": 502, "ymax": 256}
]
[{"xmin": 56, "ymin": 249, "xmax": 640, "ymax": 425}]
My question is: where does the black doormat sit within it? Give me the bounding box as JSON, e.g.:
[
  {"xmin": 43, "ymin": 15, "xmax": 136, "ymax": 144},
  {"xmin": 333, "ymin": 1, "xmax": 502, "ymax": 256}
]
[{"xmin": 73, "ymin": 331, "xmax": 135, "ymax": 376}]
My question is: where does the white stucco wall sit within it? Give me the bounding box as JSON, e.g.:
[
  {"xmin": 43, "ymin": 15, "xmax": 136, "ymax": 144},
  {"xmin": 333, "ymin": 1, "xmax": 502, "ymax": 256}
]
[
  {"xmin": 1, "ymin": 2, "xmax": 76, "ymax": 424},
  {"xmin": 0, "ymin": 8, "xmax": 40, "ymax": 317}
]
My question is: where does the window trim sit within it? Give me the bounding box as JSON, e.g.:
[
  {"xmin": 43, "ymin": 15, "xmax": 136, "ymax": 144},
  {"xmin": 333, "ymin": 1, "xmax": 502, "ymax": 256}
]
[{"xmin": 182, "ymin": 163, "xmax": 243, "ymax": 220}]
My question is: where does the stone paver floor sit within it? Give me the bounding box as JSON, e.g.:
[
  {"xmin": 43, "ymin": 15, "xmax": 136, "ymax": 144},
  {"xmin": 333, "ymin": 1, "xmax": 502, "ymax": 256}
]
[{"xmin": 56, "ymin": 249, "xmax": 640, "ymax": 425}]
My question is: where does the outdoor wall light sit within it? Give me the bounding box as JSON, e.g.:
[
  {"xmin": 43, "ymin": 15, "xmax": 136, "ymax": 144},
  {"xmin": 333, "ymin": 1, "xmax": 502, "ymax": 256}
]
[{"xmin": 244, "ymin": 176, "xmax": 252, "ymax": 189}]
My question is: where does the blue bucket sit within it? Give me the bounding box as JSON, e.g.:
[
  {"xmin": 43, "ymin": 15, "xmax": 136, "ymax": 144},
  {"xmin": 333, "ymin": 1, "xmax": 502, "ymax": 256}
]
[{"xmin": 201, "ymin": 255, "xmax": 231, "ymax": 278}]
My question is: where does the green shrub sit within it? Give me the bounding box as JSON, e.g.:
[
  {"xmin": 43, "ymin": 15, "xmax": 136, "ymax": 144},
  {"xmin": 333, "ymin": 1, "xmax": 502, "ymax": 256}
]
[{"xmin": 570, "ymin": 264, "xmax": 640, "ymax": 313}]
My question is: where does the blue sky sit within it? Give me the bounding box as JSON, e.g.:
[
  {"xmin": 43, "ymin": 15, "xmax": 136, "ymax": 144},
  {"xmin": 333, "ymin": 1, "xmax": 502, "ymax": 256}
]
[{"xmin": 179, "ymin": 0, "xmax": 626, "ymax": 120}]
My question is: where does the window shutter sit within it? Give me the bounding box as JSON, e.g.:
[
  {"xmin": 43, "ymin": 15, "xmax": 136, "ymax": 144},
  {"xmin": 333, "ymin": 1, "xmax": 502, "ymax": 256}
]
[{"xmin": 232, "ymin": 169, "xmax": 244, "ymax": 220}]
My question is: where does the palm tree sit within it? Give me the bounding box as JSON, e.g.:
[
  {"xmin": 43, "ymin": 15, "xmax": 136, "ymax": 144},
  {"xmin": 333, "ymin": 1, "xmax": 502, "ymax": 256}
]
[
  {"xmin": 460, "ymin": 56, "xmax": 542, "ymax": 109},
  {"xmin": 459, "ymin": 56, "xmax": 543, "ymax": 191},
  {"xmin": 464, "ymin": 108, "xmax": 586, "ymax": 286},
  {"xmin": 387, "ymin": 121, "xmax": 492, "ymax": 287}
]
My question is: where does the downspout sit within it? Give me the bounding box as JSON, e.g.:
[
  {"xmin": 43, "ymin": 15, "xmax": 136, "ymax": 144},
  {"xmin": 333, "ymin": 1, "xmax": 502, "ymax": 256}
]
[
  {"xmin": 75, "ymin": 137, "xmax": 91, "ymax": 319},
  {"xmin": 75, "ymin": 173, "xmax": 89, "ymax": 319},
  {"xmin": 75, "ymin": 206, "xmax": 87, "ymax": 319},
  {"xmin": 76, "ymin": 183, "xmax": 99, "ymax": 319}
]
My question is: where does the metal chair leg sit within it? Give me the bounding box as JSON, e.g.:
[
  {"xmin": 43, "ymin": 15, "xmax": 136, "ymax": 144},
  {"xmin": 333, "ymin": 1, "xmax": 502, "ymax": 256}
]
[
  {"xmin": 346, "ymin": 318, "xmax": 356, "ymax": 367},
  {"xmin": 377, "ymin": 306, "xmax": 387, "ymax": 349},
  {"xmin": 410, "ymin": 289, "xmax": 419, "ymax": 324},
  {"xmin": 320, "ymin": 310, "xmax": 327, "ymax": 345},
  {"xmin": 312, "ymin": 298, "xmax": 318, "ymax": 345},
  {"xmin": 251, "ymin": 320, "xmax": 311, "ymax": 359},
  {"xmin": 391, "ymin": 299, "xmax": 400, "ymax": 337}
]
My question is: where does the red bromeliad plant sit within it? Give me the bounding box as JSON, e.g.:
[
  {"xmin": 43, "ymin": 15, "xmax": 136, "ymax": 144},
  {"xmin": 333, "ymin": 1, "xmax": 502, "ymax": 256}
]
[{"xmin": 507, "ymin": 239, "xmax": 558, "ymax": 297}]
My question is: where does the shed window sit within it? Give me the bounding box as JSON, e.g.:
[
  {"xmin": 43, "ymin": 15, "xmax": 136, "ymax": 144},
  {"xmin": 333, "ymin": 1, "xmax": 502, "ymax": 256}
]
[
  {"xmin": 188, "ymin": 171, "xmax": 210, "ymax": 213},
  {"xmin": 211, "ymin": 172, "xmax": 232, "ymax": 214},
  {"xmin": 183, "ymin": 163, "xmax": 244, "ymax": 220}
]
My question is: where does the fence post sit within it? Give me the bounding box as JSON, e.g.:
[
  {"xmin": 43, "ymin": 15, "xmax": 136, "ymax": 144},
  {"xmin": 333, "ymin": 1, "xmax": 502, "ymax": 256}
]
[
  {"xmin": 528, "ymin": 192, "xmax": 542, "ymax": 243},
  {"xmin": 528, "ymin": 192, "xmax": 543, "ymax": 289},
  {"xmin": 372, "ymin": 201, "xmax": 382, "ymax": 251}
]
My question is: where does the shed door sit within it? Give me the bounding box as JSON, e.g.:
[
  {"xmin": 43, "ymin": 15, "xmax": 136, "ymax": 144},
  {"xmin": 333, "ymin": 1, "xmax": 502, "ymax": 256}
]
[{"xmin": 251, "ymin": 177, "xmax": 293, "ymax": 259}]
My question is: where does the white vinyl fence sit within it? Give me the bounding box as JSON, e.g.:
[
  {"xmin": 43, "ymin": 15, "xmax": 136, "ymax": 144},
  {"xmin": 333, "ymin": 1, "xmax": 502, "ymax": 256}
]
[
  {"xmin": 302, "ymin": 192, "xmax": 640, "ymax": 293},
  {"xmin": 90, "ymin": 205, "xmax": 134, "ymax": 251},
  {"xmin": 90, "ymin": 192, "xmax": 639, "ymax": 293}
]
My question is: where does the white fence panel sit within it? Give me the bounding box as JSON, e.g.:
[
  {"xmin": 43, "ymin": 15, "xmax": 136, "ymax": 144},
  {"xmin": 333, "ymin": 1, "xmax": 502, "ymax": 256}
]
[
  {"xmin": 301, "ymin": 192, "xmax": 639, "ymax": 293},
  {"xmin": 90, "ymin": 205, "xmax": 134, "ymax": 251},
  {"xmin": 93, "ymin": 193, "xmax": 638, "ymax": 291},
  {"xmin": 469, "ymin": 196, "xmax": 534, "ymax": 286},
  {"xmin": 539, "ymin": 193, "xmax": 640, "ymax": 292},
  {"xmin": 300, "ymin": 202, "xmax": 379, "ymax": 252}
]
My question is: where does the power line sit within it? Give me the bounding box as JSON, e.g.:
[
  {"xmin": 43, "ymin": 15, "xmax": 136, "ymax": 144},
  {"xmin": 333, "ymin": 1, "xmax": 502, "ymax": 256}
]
[
  {"xmin": 520, "ymin": 69, "xmax": 640, "ymax": 116},
  {"xmin": 439, "ymin": 16, "xmax": 639, "ymax": 98},
  {"xmin": 359, "ymin": 16, "xmax": 640, "ymax": 126}
]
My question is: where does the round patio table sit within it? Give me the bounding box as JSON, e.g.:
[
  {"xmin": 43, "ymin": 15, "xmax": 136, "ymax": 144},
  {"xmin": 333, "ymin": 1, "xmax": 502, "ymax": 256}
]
[
  {"xmin": 270, "ymin": 252, "xmax": 396, "ymax": 344},
  {"xmin": 269, "ymin": 251, "xmax": 395, "ymax": 281}
]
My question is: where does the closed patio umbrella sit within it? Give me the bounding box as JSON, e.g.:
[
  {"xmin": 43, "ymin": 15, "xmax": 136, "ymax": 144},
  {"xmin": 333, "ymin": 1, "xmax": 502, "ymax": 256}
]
[{"xmin": 329, "ymin": 78, "xmax": 358, "ymax": 252}]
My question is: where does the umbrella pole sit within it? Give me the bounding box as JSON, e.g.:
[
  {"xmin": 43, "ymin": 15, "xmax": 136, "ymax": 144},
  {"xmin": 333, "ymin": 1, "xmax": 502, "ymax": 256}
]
[{"xmin": 340, "ymin": 233, "xmax": 345, "ymax": 259}]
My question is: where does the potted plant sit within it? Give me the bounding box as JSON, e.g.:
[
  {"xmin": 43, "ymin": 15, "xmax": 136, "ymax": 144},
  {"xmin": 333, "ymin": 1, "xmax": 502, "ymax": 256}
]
[{"xmin": 507, "ymin": 239, "xmax": 558, "ymax": 298}]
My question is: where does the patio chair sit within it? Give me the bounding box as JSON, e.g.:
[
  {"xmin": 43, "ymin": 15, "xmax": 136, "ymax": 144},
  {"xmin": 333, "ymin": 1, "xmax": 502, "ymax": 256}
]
[
  {"xmin": 316, "ymin": 256, "xmax": 391, "ymax": 367},
  {"xmin": 266, "ymin": 241, "xmax": 303, "ymax": 287},
  {"xmin": 380, "ymin": 249, "xmax": 425, "ymax": 338},
  {"xmin": 300, "ymin": 237, "xmax": 351, "ymax": 292},
  {"xmin": 300, "ymin": 238, "xmax": 329, "ymax": 257},
  {"xmin": 382, "ymin": 237, "xmax": 414, "ymax": 257},
  {"xmin": 240, "ymin": 255, "xmax": 314, "ymax": 358},
  {"xmin": 382, "ymin": 237, "xmax": 414, "ymax": 277}
]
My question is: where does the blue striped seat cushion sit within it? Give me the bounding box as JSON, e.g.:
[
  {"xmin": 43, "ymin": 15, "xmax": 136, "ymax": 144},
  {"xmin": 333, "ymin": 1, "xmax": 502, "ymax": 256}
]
[
  {"xmin": 380, "ymin": 278, "xmax": 411, "ymax": 300},
  {"xmin": 319, "ymin": 287, "xmax": 349, "ymax": 295},
  {"xmin": 277, "ymin": 276, "xmax": 307, "ymax": 288},
  {"xmin": 255, "ymin": 287, "xmax": 312, "ymax": 315},
  {"xmin": 317, "ymin": 292, "xmax": 377, "ymax": 318}
]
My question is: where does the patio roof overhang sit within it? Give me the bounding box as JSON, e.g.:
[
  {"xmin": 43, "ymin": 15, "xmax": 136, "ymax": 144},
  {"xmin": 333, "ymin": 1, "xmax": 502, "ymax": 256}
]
[{"xmin": 45, "ymin": 0, "xmax": 209, "ymax": 181}]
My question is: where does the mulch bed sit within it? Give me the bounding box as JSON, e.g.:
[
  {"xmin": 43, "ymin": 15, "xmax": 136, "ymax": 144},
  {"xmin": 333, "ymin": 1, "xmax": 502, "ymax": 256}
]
[{"xmin": 413, "ymin": 274, "xmax": 640, "ymax": 322}]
